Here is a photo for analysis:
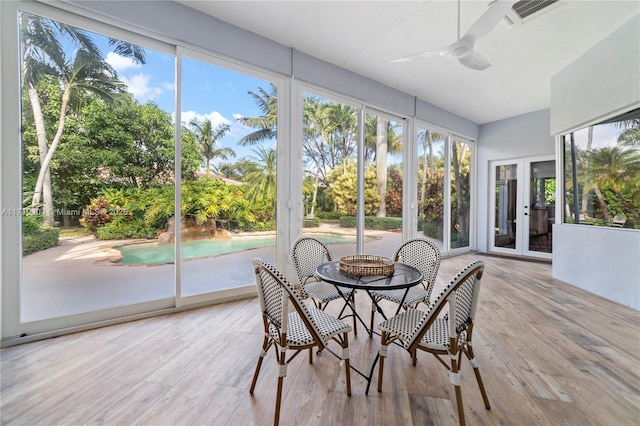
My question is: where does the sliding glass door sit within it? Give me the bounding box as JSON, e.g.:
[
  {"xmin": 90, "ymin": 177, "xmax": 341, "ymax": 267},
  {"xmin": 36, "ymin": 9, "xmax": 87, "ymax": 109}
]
[
  {"xmin": 178, "ymin": 50, "xmax": 279, "ymax": 301},
  {"xmin": 19, "ymin": 10, "xmax": 177, "ymax": 323}
]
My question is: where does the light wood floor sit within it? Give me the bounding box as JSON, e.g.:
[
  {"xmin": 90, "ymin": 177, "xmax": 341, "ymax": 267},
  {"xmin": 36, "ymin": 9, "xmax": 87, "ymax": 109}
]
[{"xmin": 2, "ymin": 254, "xmax": 639, "ymax": 425}]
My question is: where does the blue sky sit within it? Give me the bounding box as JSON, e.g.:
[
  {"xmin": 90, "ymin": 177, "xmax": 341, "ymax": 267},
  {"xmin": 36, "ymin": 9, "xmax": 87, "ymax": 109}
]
[{"xmin": 103, "ymin": 43, "xmax": 272, "ymax": 163}]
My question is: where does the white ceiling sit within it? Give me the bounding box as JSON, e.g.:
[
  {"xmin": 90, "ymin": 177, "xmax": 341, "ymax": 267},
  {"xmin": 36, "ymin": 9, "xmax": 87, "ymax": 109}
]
[{"xmin": 176, "ymin": 1, "xmax": 639, "ymax": 125}]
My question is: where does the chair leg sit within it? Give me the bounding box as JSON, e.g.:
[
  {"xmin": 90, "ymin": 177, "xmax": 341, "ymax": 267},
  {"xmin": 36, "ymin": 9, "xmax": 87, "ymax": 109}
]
[
  {"xmin": 274, "ymin": 348, "xmax": 287, "ymax": 426},
  {"xmin": 343, "ymin": 332, "xmax": 352, "ymax": 396},
  {"xmin": 351, "ymin": 293, "xmax": 358, "ymax": 336},
  {"xmin": 250, "ymin": 335, "xmax": 270, "ymax": 394},
  {"xmin": 274, "ymin": 374, "xmax": 284, "ymax": 426},
  {"xmin": 369, "ymin": 306, "xmax": 375, "ymax": 338},
  {"xmin": 467, "ymin": 346, "xmax": 490, "ymax": 409},
  {"xmin": 450, "ymin": 356, "xmax": 466, "ymax": 426},
  {"xmin": 377, "ymin": 331, "xmax": 388, "ymax": 392},
  {"xmin": 309, "ymin": 347, "xmax": 313, "ymax": 364}
]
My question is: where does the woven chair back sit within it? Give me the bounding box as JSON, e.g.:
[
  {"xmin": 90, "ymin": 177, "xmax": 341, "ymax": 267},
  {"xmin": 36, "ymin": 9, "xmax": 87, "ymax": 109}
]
[
  {"xmin": 407, "ymin": 260, "xmax": 484, "ymax": 351},
  {"xmin": 290, "ymin": 237, "xmax": 333, "ymax": 286},
  {"xmin": 393, "ymin": 238, "xmax": 441, "ymax": 294},
  {"xmin": 252, "ymin": 258, "xmax": 325, "ymax": 348}
]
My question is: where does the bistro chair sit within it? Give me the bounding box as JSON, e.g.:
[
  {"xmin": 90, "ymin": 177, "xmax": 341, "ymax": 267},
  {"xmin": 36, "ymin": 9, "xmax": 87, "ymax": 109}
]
[
  {"xmin": 290, "ymin": 236, "xmax": 358, "ymax": 335},
  {"xmin": 368, "ymin": 238, "xmax": 441, "ymax": 334},
  {"xmin": 376, "ymin": 260, "xmax": 489, "ymax": 426},
  {"xmin": 250, "ymin": 258, "xmax": 352, "ymax": 426}
]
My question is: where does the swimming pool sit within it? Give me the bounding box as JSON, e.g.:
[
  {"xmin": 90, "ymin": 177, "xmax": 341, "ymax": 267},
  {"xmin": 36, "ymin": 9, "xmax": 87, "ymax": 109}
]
[{"xmin": 115, "ymin": 233, "xmax": 369, "ymax": 265}]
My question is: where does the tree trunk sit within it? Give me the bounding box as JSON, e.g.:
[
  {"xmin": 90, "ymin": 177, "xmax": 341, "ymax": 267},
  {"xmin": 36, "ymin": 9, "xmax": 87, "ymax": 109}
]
[
  {"xmin": 28, "ymin": 86, "xmax": 55, "ymax": 225},
  {"xmin": 593, "ymin": 184, "xmax": 610, "ymax": 221},
  {"xmin": 580, "ymin": 126, "xmax": 593, "ymax": 216},
  {"xmin": 376, "ymin": 118, "xmax": 387, "ymax": 217},
  {"xmin": 420, "ymin": 130, "xmax": 429, "ymax": 207},
  {"xmin": 31, "ymin": 87, "xmax": 71, "ymax": 226},
  {"xmin": 310, "ymin": 168, "xmax": 320, "ymax": 217}
]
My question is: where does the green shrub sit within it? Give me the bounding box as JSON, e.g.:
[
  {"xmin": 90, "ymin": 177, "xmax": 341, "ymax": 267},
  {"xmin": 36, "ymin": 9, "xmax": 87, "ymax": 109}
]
[
  {"xmin": 23, "ymin": 226, "xmax": 59, "ymax": 255},
  {"xmin": 303, "ymin": 217, "xmax": 321, "ymax": 227},
  {"xmin": 96, "ymin": 217, "xmax": 154, "ymax": 240},
  {"xmin": 421, "ymin": 220, "xmax": 443, "ymax": 240},
  {"xmin": 339, "ymin": 216, "xmax": 402, "ymax": 230},
  {"xmin": 243, "ymin": 220, "xmax": 276, "ymax": 232},
  {"xmin": 316, "ymin": 211, "xmax": 342, "ymax": 220},
  {"xmin": 22, "ymin": 212, "xmax": 43, "ymax": 232}
]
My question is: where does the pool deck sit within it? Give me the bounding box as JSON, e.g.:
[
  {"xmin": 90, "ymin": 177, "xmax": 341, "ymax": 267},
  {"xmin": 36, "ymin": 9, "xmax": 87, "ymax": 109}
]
[{"xmin": 21, "ymin": 224, "xmax": 403, "ymax": 322}]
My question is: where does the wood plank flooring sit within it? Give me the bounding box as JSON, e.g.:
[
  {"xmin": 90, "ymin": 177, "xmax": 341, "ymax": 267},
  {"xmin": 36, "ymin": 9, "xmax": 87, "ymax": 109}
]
[{"xmin": 1, "ymin": 254, "xmax": 639, "ymax": 425}]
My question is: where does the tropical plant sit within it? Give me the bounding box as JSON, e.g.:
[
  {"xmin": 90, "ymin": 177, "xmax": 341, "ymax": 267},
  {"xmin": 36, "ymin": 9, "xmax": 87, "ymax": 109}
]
[
  {"xmin": 326, "ymin": 161, "xmax": 380, "ymax": 216},
  {"xmin": 20, "ymin": 12, "xmax": 145, "ymax": 224},
  {"xmin": 236, "ymin": 83, "xmax": 278, "ymax": 146},
  {"xmin": 244, "ymin": 145, "xmax": 277, "ymax": 209},
  {"xmin": 188, "ymin": 118, "xmax": 234, "ymax": 176}
]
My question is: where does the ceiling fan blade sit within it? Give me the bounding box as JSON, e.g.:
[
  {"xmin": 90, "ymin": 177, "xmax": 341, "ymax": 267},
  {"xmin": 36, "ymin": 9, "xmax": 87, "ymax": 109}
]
[
  {"xmin": 391, "ymin": 49, "xmax": 441, "ymax": 63},
  {"xmin": 458, "ymin": 51, "xmax": 492, "ymax": 71},
  {"xmin": 464, "ymin": 0, "xmax": 517, "ymax": 41}
]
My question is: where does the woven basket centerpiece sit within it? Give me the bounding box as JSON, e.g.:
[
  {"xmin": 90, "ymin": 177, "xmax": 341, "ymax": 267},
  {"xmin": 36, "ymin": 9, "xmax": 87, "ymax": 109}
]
[{"xmin": 339, "ymin": 254, "xmax": 395, "ymax": 276}]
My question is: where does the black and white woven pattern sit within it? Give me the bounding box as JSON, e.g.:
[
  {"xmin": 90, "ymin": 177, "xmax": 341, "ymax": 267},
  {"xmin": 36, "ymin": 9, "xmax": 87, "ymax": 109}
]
[
  {"xmin": 370, "ymin": 238, "xmax": 441, "ymax": 308},
  {"xmin": 254, "ymin": 258, "xmax": 351, "ymax": 347},
  {"xmin": 379, "ymin": 260, "xmax": 484, "ymax": 351},
  {"xmin": 290, "ymin": 237, "xmax": 354, "ymax": 302}
]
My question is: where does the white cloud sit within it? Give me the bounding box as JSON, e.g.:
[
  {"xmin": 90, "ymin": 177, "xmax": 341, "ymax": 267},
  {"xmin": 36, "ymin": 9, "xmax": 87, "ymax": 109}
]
[
  {"xmin": 106, "ymin": 52, "xmax": 141, "ymax": 73},
  {"xmin": 121, "ymin": 73, "xmax": 163, "ymax": 103},
  {"xmin": 181, "ymin": 110, "xmax": 231, "ymax": 128}
]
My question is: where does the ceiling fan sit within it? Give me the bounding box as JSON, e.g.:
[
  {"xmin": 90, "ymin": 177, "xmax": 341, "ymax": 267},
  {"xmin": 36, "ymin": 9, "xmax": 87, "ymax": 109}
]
[{"xmin": 391, "ymin": 0, "xmax": 516, "ymax": 70}]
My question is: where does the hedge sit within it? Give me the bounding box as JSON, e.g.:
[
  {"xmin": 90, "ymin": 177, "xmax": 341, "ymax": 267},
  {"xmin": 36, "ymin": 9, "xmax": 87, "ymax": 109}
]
[
  {"xmin": 338, "ymin": 216, "xmax": 402, "ymax": 230},
  {"xmin": 23, "ymin": 227, "xmax": 59, "ymax": 255}
]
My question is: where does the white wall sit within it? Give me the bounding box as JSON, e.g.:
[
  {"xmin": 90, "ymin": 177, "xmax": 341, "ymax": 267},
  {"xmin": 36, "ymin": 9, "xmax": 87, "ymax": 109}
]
[
  {"xmin": 553, "ymin": 226, "xmax": 640, "ymax": 310},
  {"xmin": 551, "ymin": 14, "xmax": 640, "ymax": 135},
  {"xmin": 476, "ymin": 109, "xmax": 555, "ymax": 252},
  {"xmin": 550, "ymin": 14, "xmax": 640, "ymax": 309}
]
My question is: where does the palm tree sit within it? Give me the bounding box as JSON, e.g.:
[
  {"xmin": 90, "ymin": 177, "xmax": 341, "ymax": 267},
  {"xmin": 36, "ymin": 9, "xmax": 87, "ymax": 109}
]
[
  {"xmin": 20, "ymin": 13, "xmax": 144, "ymax": 224},
  {"xmin": 590, "ymin": 146, "xmax": 640, "ymax": 222},
  {"xmin": 245, "ymin": 145, "xmax": 277, "ymax": 209},
  {"xmin": 364, "ymin": 116, "xmax": 402, "ymax": 217},
  {"xmin": 30, "ymin": 49, "xmax": 126, "ymax": 212},
  {"xmin": 189, "ymin": 119, "xmax": 234, "ymax": 176},
  {"xmin": 236, "ymin": 84, "xmax": 277, "ymax": 146}
]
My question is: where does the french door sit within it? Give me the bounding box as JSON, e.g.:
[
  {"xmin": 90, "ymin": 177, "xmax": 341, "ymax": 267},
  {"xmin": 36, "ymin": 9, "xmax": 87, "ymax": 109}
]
[{"xmin": 489, "ymin": 156, "xmax": 555, "ymax": 258}]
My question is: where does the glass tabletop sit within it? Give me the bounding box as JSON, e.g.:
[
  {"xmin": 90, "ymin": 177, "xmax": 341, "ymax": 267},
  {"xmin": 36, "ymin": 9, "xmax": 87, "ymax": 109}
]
[{"xmin": 316, "ymin": 260, "xmax": 423, "ymax": 291}]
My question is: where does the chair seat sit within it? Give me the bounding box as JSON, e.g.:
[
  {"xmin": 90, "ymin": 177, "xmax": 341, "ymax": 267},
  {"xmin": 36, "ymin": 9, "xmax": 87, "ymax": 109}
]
[
  {"xmin": 270, "ymin": 307, "xmax": 352, "ymax": 346},
  {"xmin": 305, "ymin": 281, "xmax": 354, "ymax": 303},
  {"xmin": 370, "ymin": 287, "xmax": 429, "ymax": 307},
  {"xmin": 379, "ymin": 308, "xmax": 454, "ymax": 351}
]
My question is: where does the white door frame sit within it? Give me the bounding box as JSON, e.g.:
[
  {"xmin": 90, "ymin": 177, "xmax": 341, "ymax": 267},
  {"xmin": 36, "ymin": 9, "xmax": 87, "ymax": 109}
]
[{"xmin": 489, "ymin": 156, "xmax": 554, "ymax": 259}]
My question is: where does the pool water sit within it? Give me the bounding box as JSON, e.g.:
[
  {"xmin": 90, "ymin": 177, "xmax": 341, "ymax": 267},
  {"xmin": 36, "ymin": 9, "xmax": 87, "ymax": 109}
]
[{"xmin": 115, "ymin": 233, "xmax": 367, "ymax": 265}]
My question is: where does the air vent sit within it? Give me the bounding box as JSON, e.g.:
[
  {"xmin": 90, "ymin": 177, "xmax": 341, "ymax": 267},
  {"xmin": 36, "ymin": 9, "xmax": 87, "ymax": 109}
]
[
  {"xmin": 504, "ymin": 0, "xmax": 561, "ymax": 25},
  {"xmin": 513, "ymin": 0, "xmax": 558, "ymax": 19}
]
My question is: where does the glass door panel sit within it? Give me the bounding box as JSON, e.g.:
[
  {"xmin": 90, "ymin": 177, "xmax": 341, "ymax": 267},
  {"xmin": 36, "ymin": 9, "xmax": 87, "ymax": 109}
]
[
  {"xmin": 301, "ymin": 92, "xmax": 357, "ymax": 258},
  {"xmin": 364, "ymin": 111, "xmax": 404, "ymax": 258},
  {"xmin": 526, "ymin": 159, "xmax": 555, "ymax": 255},
  {"xmin": 489, "ymin": 157, "xmax": 554, "ymax": 258},
  {"xmin": 417, "ymin": 127, "xmax": 445, "ymax": 250},
  {"xmin": 19, "ymin": 11, "xmax": 176, "ymax": 321},
  {"xmin": 180, "ymin": 54, "xmax": 278, "ymax": 297},
  {"xmin": 450, "ymin": 138, "xmax": 472, "ymax": 250},
  {"xmin": 493, "ymin": 163, "xmax": 519, "ymax": 250}
]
